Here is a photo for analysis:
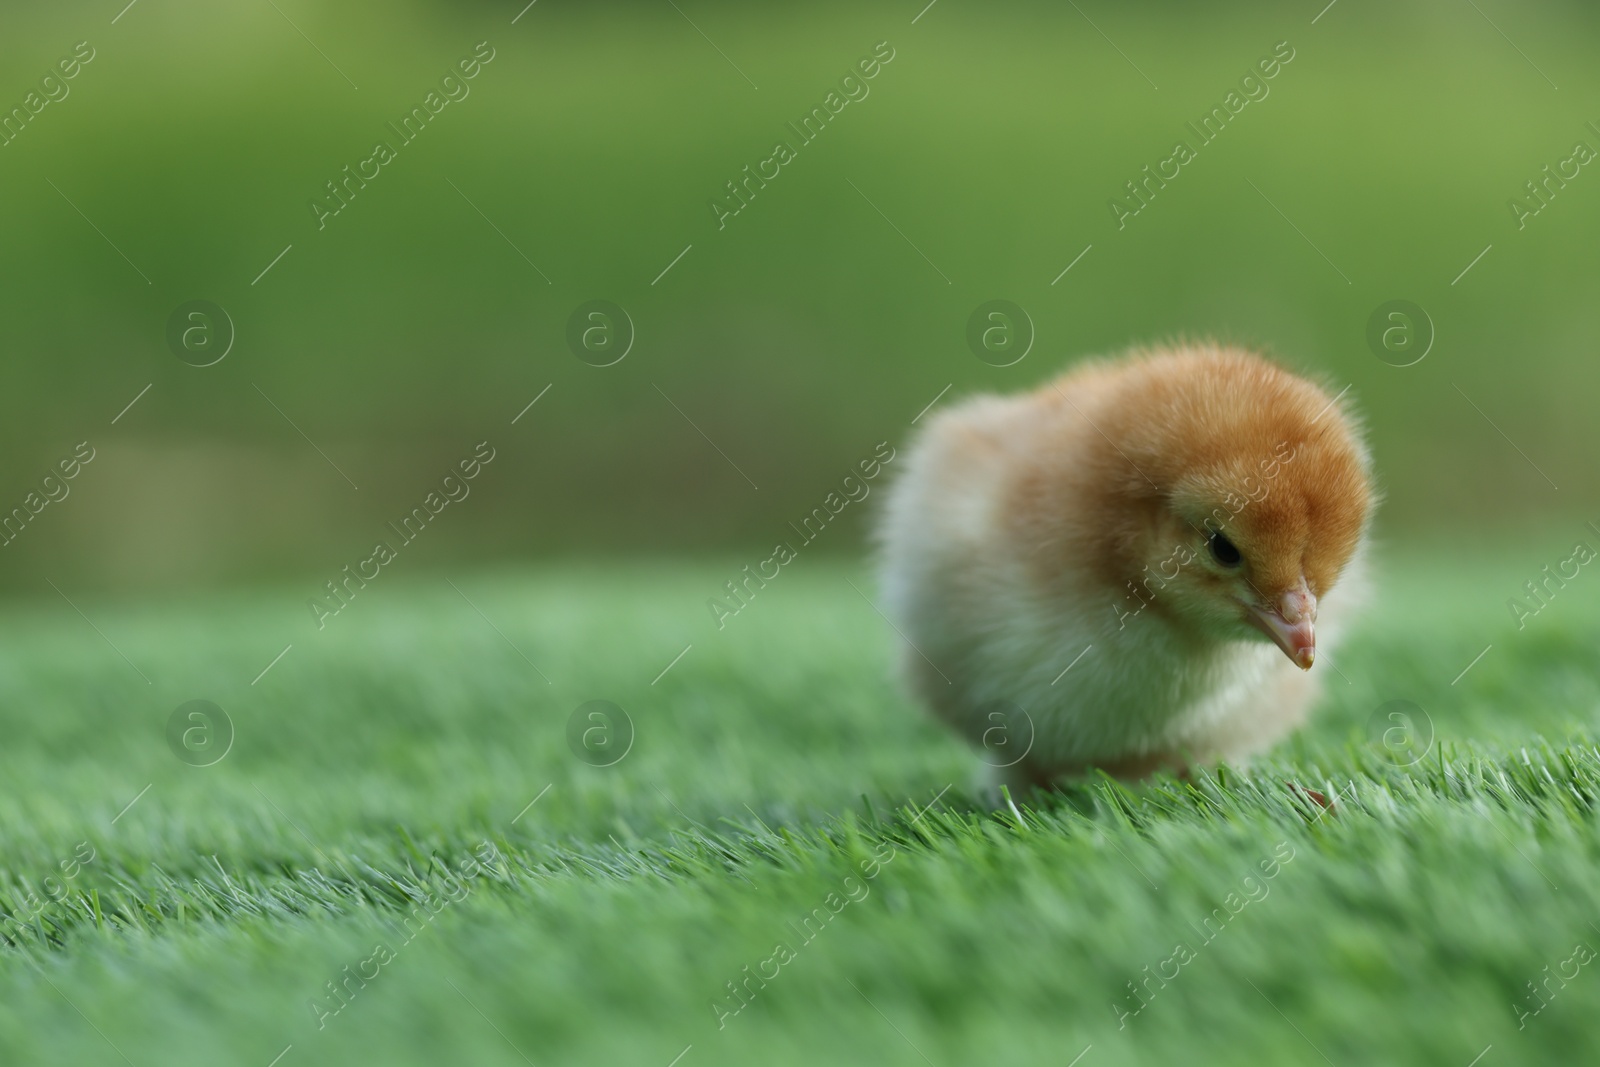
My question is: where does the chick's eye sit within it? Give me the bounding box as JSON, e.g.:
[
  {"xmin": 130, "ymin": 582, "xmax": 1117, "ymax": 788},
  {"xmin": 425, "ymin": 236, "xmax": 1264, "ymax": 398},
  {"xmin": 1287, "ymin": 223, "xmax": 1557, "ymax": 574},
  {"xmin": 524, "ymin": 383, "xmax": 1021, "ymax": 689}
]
[{"xmin": 1208, "ymin": 532, "xmax": 1243, "ymax": 568}]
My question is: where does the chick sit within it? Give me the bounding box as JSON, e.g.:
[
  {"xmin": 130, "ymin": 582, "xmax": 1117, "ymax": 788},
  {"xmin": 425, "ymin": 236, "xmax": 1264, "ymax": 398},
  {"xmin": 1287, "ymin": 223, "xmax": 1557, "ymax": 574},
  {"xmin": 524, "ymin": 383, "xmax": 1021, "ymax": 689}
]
[{"xmin": 877, "ymin": 343, "xmax": 1374, "ymax": 787}]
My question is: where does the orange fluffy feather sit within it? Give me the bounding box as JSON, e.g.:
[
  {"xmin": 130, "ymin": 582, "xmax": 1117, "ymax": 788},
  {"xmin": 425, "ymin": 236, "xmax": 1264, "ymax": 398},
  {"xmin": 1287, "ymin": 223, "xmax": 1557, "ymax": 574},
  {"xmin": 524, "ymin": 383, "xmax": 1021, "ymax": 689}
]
[{"xmin": 877, "ymin": 342, "xmax": 1375, "ymax": 786}]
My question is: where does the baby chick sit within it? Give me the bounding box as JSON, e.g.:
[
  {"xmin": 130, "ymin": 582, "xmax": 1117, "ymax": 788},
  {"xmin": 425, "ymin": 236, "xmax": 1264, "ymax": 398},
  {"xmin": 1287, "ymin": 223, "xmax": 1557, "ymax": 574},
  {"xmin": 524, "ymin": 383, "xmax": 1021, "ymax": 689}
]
[{"xmin": 877, "ymin": 343, "xmax": 1374, "ymax": 787}]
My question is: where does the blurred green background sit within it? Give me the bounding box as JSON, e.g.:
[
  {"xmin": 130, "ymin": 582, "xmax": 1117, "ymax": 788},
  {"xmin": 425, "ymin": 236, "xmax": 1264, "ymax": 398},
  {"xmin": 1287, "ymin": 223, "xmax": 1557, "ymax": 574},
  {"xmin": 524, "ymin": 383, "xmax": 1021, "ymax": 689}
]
[{"xmin": 0, "ymin": 0, "xmax": 1596, "ymax": 594}]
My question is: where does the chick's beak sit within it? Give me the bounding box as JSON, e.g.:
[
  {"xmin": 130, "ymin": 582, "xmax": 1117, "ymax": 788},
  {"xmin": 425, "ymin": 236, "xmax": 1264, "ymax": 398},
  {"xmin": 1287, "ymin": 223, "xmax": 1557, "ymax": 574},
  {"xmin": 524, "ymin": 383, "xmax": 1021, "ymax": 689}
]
[{"xmin": 1245, "ymin": 587, "xmax": 1317, "ymax": 670}]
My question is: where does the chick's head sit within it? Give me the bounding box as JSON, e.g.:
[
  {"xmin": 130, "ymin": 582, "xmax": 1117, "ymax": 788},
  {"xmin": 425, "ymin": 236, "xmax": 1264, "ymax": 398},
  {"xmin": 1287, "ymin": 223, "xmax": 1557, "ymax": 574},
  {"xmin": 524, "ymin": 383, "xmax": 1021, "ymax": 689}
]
[{"xmin": 1110, "ymin": 349, "xmax": 1374, "ymax": 669}]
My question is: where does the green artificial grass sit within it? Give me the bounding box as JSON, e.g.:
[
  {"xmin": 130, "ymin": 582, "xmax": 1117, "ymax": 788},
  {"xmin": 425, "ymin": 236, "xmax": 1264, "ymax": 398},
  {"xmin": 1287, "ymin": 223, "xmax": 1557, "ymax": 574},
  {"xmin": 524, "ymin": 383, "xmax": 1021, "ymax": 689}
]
[{"xmin": 1, "ymin": 548, "xmax": 1598, "ymax": 1065}]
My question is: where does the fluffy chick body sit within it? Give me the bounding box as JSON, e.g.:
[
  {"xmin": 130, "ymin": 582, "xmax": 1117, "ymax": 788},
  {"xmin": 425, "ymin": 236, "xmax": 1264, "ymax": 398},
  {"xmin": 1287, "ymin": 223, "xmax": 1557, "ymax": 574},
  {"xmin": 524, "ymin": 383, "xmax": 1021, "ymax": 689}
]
[{"xmin": 878, "ymin": 344, "xmax": 1373, "ymax": 786}]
